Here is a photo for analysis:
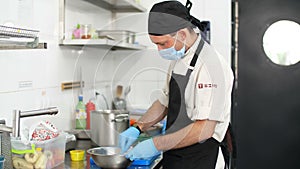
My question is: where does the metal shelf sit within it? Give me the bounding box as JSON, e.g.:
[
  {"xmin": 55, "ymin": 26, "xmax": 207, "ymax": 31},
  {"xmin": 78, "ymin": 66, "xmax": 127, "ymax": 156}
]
[
  {"xmin": 83, "ymin": 0, "xmax": 146, "ymax": 12},
  {"xmin": 59, "ymin": 0, "xmax": 147, "ymax": 50},
  {"xmin": 60, "ymin": 39, "xmax": 146, "ymax": 50},
  {"xmin": 0, "ymin": 42, "xmax": 47, "ymax": 50},
  {"xmin": 0, "ymin": 25, "xmax": 47, "ymax": 50}
]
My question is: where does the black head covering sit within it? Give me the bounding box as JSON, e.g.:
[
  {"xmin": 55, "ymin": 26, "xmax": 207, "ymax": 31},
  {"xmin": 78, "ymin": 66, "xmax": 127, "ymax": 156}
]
[{"xmin": 148, "ymin": 1, "xmax": 195, "ymax": 35}]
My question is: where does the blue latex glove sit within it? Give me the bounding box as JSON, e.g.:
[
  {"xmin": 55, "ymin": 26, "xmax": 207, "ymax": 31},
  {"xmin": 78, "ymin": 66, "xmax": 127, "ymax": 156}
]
[
  {"xmin": 119, "ymin": 127, "xmax": 140, "ymax": 153},
  {"xmin": 125, "ymin": 138, "xmax": 160, "ymax": 161}
]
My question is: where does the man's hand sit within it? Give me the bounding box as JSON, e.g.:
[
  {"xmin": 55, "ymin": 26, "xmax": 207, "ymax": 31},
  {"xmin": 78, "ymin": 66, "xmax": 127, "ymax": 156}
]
[
  {"xmin": 119, "ymin": 127, "xmax": 140, "ymax": 153},
  {"xmin": 125, "ymin": 138, "xmax": 160, "ymax": 161}
]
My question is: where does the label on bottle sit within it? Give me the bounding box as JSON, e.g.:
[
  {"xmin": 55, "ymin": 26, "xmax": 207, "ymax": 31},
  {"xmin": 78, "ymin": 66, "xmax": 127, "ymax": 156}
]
[{"xmin": 76, "ymin": 109, "xmax": 86, "ymax": 119}]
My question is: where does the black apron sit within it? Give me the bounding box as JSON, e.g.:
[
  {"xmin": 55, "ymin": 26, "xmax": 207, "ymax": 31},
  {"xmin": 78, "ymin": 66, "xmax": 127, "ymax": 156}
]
[{"xmin": 162, "ymin": 38, "xmax": 220, "ymax": 169}]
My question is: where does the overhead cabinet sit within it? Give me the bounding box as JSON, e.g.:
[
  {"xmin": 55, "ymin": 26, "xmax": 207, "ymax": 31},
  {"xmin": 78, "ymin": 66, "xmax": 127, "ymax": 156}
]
[{"xmin": 59, "ymin": 0, "xmax": 147, "ymax": 50}]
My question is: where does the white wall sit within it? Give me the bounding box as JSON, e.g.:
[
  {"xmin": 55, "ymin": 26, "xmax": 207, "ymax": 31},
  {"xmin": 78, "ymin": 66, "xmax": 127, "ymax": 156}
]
[{"xmin": 0, "ymin": 0, "xmax": 230, "ymax": 132}]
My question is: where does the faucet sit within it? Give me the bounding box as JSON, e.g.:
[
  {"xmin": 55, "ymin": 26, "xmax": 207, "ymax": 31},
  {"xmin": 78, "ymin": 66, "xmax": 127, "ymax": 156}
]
[
  {"xmin": 12, "ymin": 107, "xmax": 58, "ymax": 137},
  {"xmin": 0, "ymin": 120, "xmax": 12, "ymax": 133},
  {"xmin": 95, "ymin": 92, "xmax": 109, "ymax": 110},
  {"xmin": 0, "ymin": 125, "xmax": 13, "ymax": 133}
]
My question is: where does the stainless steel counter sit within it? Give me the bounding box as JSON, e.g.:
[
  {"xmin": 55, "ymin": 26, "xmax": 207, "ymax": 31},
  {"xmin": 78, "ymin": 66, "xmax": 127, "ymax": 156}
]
[{"xmin": 53, "ymin": 140, "xmax": 162, "ymax": 169}]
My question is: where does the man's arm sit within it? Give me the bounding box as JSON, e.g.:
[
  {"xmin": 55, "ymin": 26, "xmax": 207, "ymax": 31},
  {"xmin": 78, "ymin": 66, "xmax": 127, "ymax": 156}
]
[
  {"xmin": 135, "ymin": 100, "xmax": 168, "ymax": 131},
  {"xmin": 153, "ymin": 120, "xmax": 217, "ymax": 151}
]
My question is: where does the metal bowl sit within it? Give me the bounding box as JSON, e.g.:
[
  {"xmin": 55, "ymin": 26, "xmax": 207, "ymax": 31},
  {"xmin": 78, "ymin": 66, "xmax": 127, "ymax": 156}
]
[{"xmin": 87, "ymin": 146, "xmax": 131, "ymax": 169}]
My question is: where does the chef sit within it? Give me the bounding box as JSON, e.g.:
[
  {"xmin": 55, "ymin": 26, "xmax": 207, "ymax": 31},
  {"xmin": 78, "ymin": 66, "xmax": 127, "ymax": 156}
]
[{"xmin": 119, "ymin": 1, "xmax": 234, "ymax": 169}]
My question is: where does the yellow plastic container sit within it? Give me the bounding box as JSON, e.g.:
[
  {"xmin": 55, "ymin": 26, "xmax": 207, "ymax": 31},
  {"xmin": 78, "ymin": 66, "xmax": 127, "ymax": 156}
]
[
  {"xmin": 70, "ymin": 150, "xmax": 85, "ymax": 161},
  {"xmin": 70, "ymin": 161, "xmax": 85, "ymax": 169}
]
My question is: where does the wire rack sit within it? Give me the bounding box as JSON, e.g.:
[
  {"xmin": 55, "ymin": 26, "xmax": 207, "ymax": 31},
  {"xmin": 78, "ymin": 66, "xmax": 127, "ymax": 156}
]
[
  {"xmin": 0, "ymin": 25, "xmax": 47, "ymax": 49},
  {"xmin": 0, "ymin": 25, "xmax": 39, "ymax": 39}
]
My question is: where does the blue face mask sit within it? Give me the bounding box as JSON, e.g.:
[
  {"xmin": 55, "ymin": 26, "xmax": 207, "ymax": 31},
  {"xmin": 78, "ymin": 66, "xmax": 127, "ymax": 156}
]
[{"xmin": 159, "ymin": 33, "xmax": 186, "ymax": 60}]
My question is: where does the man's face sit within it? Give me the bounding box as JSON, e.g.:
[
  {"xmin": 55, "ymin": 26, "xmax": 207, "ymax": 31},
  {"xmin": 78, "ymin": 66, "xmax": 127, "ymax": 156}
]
[{"xmin": 149, "ymin": 33, "xmax": 183, "ymax": 51}]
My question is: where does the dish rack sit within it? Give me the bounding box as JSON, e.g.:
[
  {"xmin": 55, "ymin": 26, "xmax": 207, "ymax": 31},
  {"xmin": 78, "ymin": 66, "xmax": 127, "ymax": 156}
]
[{"xmin": 0, "ymin": 25, "xmax": 46, "ymax": 49}]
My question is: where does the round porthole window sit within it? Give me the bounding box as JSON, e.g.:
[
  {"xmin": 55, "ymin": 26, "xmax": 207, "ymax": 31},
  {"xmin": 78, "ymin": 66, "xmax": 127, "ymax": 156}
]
[{"xmin": 263, "ymin": 20, "xmax": 300, "ymax": 66}]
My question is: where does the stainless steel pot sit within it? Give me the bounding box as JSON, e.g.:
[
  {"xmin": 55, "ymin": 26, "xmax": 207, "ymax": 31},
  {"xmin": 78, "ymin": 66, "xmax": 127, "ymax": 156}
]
[{"xmin": 91, "ymin": 110, "xmax": 129, "ymax": 146}]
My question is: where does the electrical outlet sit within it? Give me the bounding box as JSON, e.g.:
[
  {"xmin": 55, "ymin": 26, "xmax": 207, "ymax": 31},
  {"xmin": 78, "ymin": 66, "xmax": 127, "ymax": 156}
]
[{"xmin": 18, "ymin": 81, "xmax": 33, "ymax": 89}]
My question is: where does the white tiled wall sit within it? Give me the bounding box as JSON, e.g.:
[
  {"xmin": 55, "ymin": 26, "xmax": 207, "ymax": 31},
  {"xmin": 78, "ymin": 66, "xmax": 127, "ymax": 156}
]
[{"xmin": 0, "ymin": 0, "xmax": 230, "ymax": 131}]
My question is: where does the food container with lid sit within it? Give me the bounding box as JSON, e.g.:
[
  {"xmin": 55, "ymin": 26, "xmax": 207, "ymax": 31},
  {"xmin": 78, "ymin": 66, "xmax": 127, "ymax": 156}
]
[
  {"xmin": 96, "ymin": 30, "xmax": 136, "ymax": 44},
  {"xmin": 11, "ymin": 134, "xmax": 66, "ymax": 169}
]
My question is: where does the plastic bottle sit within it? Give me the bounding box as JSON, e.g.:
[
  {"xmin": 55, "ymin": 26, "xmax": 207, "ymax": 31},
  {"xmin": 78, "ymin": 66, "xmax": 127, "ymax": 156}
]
[
  {"xmin": 85, "ymin": 99, "xmax": 95, "ymax": 130},
  {"xmin": 75, "ymin": 95, "xmax": 86, "ymax": 129}
]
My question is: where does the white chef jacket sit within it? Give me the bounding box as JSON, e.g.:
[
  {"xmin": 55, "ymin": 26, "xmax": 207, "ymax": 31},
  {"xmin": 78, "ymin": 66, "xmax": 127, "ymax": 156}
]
[{"xmin": 158, "ymin": 35, "xmax": 234, "ymax": 168}]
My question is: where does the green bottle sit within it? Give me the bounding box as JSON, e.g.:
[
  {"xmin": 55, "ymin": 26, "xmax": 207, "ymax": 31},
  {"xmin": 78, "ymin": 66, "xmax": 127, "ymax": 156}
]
[{"xmin": 75, "ymin": 95, "xmax": 86, "ymax": 129}]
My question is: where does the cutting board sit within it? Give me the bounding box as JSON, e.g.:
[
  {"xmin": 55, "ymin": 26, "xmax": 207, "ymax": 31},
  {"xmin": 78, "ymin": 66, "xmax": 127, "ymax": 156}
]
[{"xmin": 90, "ymin": 154, "xmax": 159, "ymax": 168}]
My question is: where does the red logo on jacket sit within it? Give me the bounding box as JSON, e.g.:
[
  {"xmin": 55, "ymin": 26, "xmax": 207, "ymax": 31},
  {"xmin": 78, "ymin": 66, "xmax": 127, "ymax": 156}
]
[{"xmin": 198, "ymin": 83, "xmax": 217, "ymax": 89}]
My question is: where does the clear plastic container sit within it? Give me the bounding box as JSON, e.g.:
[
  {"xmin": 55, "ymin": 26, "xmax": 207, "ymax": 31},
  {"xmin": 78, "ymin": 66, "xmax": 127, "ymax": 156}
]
[
  {"xmin": 11, "ymin": 134, "xmax": 66, "ymax": 169},
  {"xmin": 81, "ymin": 24, "xmax": 91, "ymax": 39}
]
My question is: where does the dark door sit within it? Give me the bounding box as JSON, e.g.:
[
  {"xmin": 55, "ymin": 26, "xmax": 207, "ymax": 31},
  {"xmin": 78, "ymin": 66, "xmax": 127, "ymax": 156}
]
[{"xmin": 232, "ymin": 0, "xmax": 300, "ymax": 168}]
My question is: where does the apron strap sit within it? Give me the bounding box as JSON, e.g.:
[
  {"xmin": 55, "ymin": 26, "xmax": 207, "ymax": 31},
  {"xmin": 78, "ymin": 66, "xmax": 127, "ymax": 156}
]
[{"xmin": 189, "ymin": 38, "xmax": 205, "ymax": 67}]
